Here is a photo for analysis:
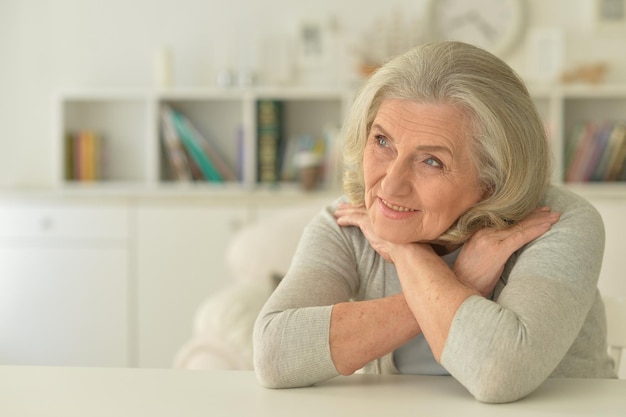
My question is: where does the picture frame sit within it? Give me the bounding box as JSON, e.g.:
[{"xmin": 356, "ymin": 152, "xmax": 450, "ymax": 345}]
[
  {"xmin": 526, "ymin": 28, "xmax": 564, "ymax": 83},
  {"xmin": 594, "ymin": 0, "xmax": 626, "ymax": 33}
]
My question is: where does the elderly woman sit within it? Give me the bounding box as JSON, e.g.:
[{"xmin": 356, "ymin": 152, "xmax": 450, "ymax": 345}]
[{"xmin": 253, "ymin": 41, "xmax": 616, "ymax": 403}]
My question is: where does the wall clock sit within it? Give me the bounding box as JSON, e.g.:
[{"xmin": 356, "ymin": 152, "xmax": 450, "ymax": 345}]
[{"xmin": 425, "ymin": 0, "xmax": 528, "ymax": 57}]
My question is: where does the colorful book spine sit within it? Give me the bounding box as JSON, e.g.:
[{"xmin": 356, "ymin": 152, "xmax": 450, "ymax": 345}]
[
  {"xmin": 66, "ymin": 130, "xmax": 103, "ymax": 182},
  {"xmin": 256, "ymin": 100, "xmax": 283, "ymax": 184},
  {"xmin": 565, "ymin": 122, "xmax": 597, "ymax": 182},
  {"xmin": 169, "ymin": 108, "xmax": 223, "ymax": 182},
  {"xmin": 605, "ymin": 123, "xmax": 626, "ymax": 181},
  {"xmin": 565, "ymin": 121, "xmax": 626, "ymax": 183},
  {"xmin": 185, "ymin": 121, "xmax": 237, "ymax": 181},
  {"xmin": 160, "ymin": 106, "xmax": 192, "ymax": 182}
]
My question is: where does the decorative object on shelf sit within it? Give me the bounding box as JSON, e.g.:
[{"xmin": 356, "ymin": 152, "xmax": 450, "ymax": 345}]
[
  {"xmin": 526, "ymin": 28, "xmax": 565, "ymax": 84},
  {"xmin": 236, "ymin": 69, "xmax": 255, "ymax": 88},
  {"xmin": 278, "ymin": 129, "xmax": 339, "ymax": 191},
  {"xmin": 425, "ymin": 0, "xmax": 527, "ymax": 57},
  {"xmin": 560, "ymin": 62, "xmax": 609, "ymax": 85},
  {"xmin": 155, "ymin": 45, "xmax": 174, "ymax": 88},
  {"xmin": 215, "ymin": 69, "xmax": 235, "ymax": 88},
  {"xmin": 294, "ymin": 151, "xmax": 323, "ymax": 191},
  {"xmin": 355, "ymin": 11, "xmax": 426, "ymax": 78},
  {"xmin": 293, "ymin": 134, "xmax": 326, "ymax": 191},
  {"xmin": 294, "ymin": 18, "xmax": 339, "ymax": 86}
]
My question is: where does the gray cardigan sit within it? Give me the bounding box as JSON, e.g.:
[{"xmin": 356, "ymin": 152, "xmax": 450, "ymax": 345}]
[{"xmin": 253, "ymin": 186, "xmax": 616, "ymax": 403}]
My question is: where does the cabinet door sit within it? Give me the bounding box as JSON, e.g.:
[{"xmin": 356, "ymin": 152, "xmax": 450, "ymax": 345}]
[
  {"xmin": 0, "ymin": 201, "xmax": 130, "ymax": 367},
  {"xmin": 0, "ymin": 245, "xmax": 128, "ymax": 367},
  {"xmin": 135, "ymin": 203, "xmax": 248, "ymax": 368}
]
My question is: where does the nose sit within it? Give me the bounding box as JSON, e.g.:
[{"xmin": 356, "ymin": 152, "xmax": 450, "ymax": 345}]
[{"xmin": 381, "ymin": 158, "xmax": 413, "ymax": 197}]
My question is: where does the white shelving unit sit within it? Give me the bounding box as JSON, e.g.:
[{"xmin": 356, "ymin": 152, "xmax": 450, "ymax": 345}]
[
  {"xmin": 529, "ymin": 84, "xmax": 626, "ymax": 196},
  {"xmin": 55, "ymin": 85, "xmax": 626, "ymax": 196},
  {"xmin": 55, "ymin": 87, "xmax": 353, "ymax": 191}
]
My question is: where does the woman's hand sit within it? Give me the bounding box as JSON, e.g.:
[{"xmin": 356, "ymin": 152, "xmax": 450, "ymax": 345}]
[
  {"xmin": 336, "ymin": 202, "xmax": 561, "ymax": 298},
  {"xmin": 454, "ymin": 207, "xmax": 561, "ymax": 297},
  {"xmin": 334, "ymin": 203, "xmax": 396, "ymax": 262}
]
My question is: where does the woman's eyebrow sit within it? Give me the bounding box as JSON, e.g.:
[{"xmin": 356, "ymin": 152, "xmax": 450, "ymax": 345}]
[
  {"xmin": 370, "ymin": 123, "xmax": 391, "ymax": 138},
  {"xmin": 372, "ymin": 123, "xmax": 453, "ymax": 155},
  {"xmin": 415, "ymin": 144, "xmax": 453, "ymax": 156}
]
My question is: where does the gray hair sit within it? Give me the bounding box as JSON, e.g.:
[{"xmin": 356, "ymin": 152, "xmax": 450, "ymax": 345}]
[{"xmin": 342, "ymin": 41, "xmax": 551, "ymax": 243}]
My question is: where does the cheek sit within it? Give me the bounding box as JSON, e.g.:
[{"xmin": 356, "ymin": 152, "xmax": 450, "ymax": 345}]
[
  {"xmin": 422, "ymin": 187, "xmax": 480, "ymax": 226},
  {"xmin": 362, "ymin": 149, "xmax": 380, "ymax": 186}
]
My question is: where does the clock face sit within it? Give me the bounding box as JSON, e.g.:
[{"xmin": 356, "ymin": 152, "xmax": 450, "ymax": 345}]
[{"xmin": 426, "ymin": 0, "xmax": 527, "ymax": 57}]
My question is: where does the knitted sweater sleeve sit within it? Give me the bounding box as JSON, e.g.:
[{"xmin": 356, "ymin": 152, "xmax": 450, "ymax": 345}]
[
  {"xmin": 253, "ymin": 203, "xmax": 362, "ymax": 388},
  {"xmin": 440, "ymin": 187, "xmax": 606, "ymax": 403}
]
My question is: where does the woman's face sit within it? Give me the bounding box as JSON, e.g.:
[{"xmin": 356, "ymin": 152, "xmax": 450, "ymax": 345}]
[{"xmin": 363, "ymin": 99, "xmax": 485, "ymax": 244}]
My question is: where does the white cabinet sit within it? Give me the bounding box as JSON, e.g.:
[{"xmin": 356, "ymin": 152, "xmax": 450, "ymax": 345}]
[
  {"xmin": 0, "ymin": 199, "xmax": 130, "ymax": 367},
  {"xmin": 134, "ymin": 200, "xmax": 249, "ymax": 368},
  {"xmin": 0, "ymin": 192, "xmax": 335, "ymax": 369}
]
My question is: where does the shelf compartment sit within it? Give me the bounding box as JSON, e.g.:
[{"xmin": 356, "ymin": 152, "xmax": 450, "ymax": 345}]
[
  {"xmin": 157, "ymin": 97, "xmax": 245, "ymax": 184},
  {"xmin": 61, "ymin": 97, "xmax": 151, "ymax": 184}
]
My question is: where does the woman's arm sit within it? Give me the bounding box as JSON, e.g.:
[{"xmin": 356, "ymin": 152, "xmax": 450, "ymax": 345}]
[
  {"xmin": 335, "ymin": 204, "xmax": 560, "ymax": 361},
  {"xmin": 337, "ymin": 188, "xmax": 604, "ymax": 403},
  {"xmin": 441, "ymin": 192, "xmax": 606, "ymax": 403},
  {"xmin": 254, "ymin": 205, "xmax": 417, "ymax": 387},
  {"xmin": 330, "ymin": 293, "xmax": 420, "ymax": 375}
]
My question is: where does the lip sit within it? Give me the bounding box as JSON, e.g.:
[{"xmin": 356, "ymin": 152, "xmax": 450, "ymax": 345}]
[{"xmin": 377, "ymin": 197, "xmax": 419, "ymax": 220}]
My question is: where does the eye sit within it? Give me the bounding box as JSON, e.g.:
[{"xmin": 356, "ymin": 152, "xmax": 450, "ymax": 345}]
[
  {"xmin": 374, "ymin": 134, "xmax": 388, "ymax": 147},
  {"xmin": 424, "ymin": 157, "xmax": 444, "ymax": 169}
]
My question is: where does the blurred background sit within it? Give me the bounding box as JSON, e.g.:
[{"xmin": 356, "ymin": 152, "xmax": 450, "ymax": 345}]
[
  {"xmin": 1, "ymin": 0, "xmax": 625, "ymax": 187},
  {"xmin": 1, "ymin": 0, "xmax": 625, "ymax": 374}
]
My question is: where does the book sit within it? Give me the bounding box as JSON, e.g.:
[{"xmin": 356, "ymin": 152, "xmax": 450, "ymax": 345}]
[
  {"xmin": 184, "ymin": 120, "xmax": 237, "ymax": 181},
  {"xmin": 565, "ymin": 122, "xmax": 599, "ymax": 182},
  {"xmin": 256, "ymin": 100, "xmax": 283, "ymax": 184},
  {"xmin": 160, "ymin": 106, "xmax": 192, "ymax": 182},
  {"xmin": 594, "ymin": 122, "xmax": 625, "ymax": 181},
  {"xmin": 167, "ymin": 107, "xmax": 223, "ymax": 182},
  {"xmin": 605, "ymin": 123, "xmax": 626, "ymax": 181},
  {"xmin": 563, "ymin": 123, "xmax": 587, "ymax": 182},
  {"xmin": 583, "ymin": 121, "xmax": 612, "ymax": 181},
  {"xmin": 565, "ymin": 122, "xmax": 608, "ymax": 182},
  {"xmin": 66, "ymin": 130, "xmax": 103, "ymax": 182},
  {"xmin": 65, "ymin": 132, "xmax": 74, "ymax": 180}
]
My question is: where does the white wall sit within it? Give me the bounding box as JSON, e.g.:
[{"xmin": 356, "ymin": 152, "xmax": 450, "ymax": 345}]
[{"xmin": 1, "ymin": 0, "xmax": 625, "ymax": 187}]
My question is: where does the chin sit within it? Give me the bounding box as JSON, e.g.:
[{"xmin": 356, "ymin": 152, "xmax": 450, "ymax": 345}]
[{"xmin": 375, "ymin": 228, "xmax": 418, "ymax": 245}]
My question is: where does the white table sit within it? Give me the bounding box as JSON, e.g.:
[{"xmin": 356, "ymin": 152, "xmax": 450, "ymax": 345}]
[{"xmin": 1, "ymin": 366, "xmax": 624, "ymax": 416}]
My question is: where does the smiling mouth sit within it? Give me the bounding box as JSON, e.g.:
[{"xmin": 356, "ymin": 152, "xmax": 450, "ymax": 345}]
[{"xmin": 381, "ymin": 199, "xmax": 417, "ymax": 212}]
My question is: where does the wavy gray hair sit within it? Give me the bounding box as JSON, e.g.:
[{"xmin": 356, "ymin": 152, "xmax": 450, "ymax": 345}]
[{"xmin": 342, "ymin": 41, "xmax": 551, "ymax": 243}]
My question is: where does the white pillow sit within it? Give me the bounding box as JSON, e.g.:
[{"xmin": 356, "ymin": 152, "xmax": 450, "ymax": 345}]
[{"xmin": 225, "ymin": 201, "xmax": 329, "ymax": 285}]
